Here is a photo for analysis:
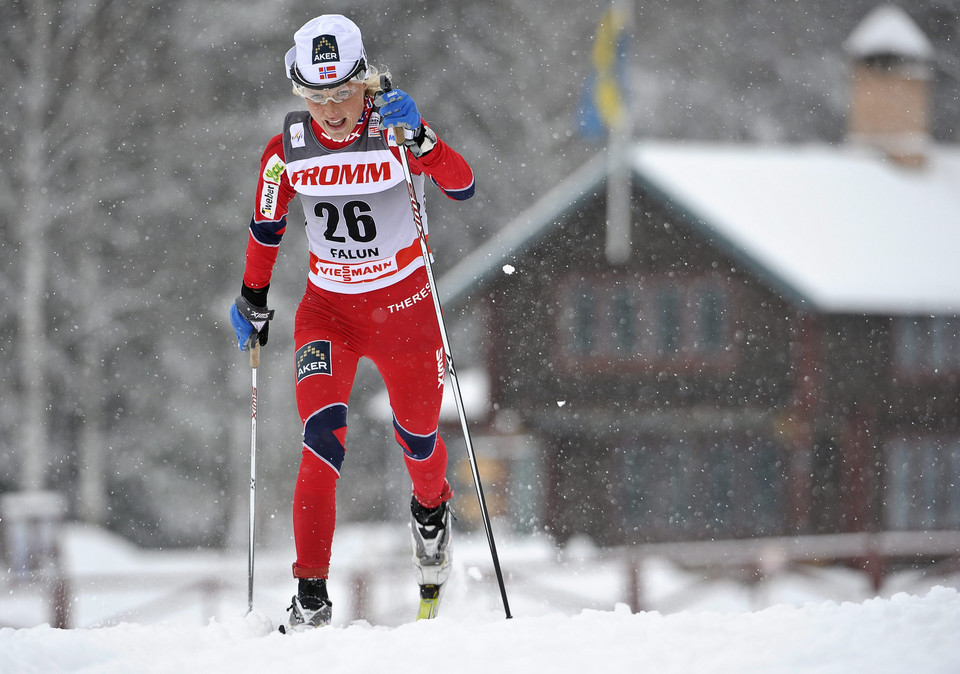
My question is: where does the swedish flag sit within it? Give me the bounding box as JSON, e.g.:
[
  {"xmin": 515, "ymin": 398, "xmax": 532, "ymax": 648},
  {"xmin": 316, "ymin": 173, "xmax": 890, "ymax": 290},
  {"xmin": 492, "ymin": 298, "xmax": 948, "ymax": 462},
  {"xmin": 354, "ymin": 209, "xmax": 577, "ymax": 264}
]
[{"xmin": 579, "ymin": 4, "xmax": 630, "ymax": 140}]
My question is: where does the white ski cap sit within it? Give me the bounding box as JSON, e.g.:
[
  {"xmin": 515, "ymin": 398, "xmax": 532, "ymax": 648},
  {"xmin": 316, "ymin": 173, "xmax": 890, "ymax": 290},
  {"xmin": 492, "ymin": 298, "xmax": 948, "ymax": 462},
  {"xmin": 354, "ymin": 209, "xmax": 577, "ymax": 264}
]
[{"xmin": 285, "ymin": 15, "xmax": 368, "ymax": 89}]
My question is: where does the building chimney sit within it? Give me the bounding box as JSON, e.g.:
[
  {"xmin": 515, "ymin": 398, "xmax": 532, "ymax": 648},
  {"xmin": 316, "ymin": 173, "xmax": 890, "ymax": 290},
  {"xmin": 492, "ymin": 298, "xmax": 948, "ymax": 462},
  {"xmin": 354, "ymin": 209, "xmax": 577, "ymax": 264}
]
[{"xmin": 843, "ymin": 5, "xmax": 934, "ymax": 168}]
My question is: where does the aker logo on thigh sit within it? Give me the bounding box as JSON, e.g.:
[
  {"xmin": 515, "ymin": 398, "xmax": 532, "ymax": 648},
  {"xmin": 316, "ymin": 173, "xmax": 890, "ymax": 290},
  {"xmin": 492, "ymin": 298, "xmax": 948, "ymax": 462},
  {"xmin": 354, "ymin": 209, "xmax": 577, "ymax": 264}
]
[{"xmin": 296, "ymin": 340, "xmax": 332, "ymax": 382}]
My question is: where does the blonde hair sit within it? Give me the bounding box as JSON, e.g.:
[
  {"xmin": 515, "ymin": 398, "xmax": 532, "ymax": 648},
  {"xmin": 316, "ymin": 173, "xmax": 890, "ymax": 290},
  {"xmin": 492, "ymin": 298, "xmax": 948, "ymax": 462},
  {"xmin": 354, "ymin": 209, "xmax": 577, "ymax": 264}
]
[{"xmin": 362, "ymin": 64, "xmax": 389, "ymax": 96}]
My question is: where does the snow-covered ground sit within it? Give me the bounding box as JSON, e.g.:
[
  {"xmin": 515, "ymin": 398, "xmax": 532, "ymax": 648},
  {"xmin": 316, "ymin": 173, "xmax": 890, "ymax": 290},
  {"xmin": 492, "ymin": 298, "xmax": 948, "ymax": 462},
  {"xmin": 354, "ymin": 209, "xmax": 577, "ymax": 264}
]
[{"xmin": 2, "ymin": 523, "xmax": 959, "ymax": 673}]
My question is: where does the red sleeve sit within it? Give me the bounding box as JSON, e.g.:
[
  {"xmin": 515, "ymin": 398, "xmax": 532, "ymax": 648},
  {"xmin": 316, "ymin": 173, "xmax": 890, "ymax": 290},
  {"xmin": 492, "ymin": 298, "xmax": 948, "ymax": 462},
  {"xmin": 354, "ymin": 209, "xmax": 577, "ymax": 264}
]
[
  {"xmin": 243, "ymin": 134, "xmax": 297, "ymax": 290},
  {"xmin": 402, "ymin": 123, "xmax": 476, "ymax": 201}
]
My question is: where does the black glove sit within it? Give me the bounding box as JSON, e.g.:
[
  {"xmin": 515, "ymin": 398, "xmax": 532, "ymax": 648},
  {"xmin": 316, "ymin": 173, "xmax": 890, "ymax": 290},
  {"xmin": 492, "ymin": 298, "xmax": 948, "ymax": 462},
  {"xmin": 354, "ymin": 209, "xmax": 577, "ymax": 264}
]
[{"xmin": 230, "ymin": 285, "xmax": 274, "ymax": 351}]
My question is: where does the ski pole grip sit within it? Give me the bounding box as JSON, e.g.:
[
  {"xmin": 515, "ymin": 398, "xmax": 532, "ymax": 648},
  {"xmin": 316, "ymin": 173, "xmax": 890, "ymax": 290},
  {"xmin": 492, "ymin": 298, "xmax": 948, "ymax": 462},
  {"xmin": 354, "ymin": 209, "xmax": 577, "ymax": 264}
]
[
  {"xmin": 377, "ymin": 75, "xmax": 404, "ymax": 146},
  {"xmin": 250, "ymin": 341, "xmax": 260, "ymax": 369}
]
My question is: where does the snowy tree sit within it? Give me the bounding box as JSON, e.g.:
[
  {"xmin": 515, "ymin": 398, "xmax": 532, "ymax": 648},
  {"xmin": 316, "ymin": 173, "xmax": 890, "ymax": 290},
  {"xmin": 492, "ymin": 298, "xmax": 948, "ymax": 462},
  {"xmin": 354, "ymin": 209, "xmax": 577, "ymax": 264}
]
[{"xmin": 0, "ymin": 0, "xmax": 233, "ymax": 538}]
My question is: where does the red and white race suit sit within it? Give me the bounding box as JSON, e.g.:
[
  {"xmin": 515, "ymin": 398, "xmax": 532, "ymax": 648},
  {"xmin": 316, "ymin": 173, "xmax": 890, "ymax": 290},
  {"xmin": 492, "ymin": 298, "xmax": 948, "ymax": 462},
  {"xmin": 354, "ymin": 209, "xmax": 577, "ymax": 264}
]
[{"xmin": 242, "ymin": 99, "xmax": 474, "ymax": 579}]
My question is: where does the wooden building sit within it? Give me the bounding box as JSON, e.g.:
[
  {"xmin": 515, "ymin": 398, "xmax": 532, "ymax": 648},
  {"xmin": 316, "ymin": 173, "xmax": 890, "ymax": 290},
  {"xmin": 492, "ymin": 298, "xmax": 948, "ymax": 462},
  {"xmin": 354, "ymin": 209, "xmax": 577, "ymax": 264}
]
[{"xmin": 435, "ymin": 6, "xmax": 960, "ymax": 545}]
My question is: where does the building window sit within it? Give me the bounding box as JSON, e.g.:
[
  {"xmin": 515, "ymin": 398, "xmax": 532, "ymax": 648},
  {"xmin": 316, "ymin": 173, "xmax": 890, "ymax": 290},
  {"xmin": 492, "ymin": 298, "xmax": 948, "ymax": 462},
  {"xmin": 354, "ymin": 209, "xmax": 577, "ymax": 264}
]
[
  {"xmin": 698, "ymin": 288, "xmax": 724, "ymax": 352},
  {"xmin": 555, "ymin": 274, "xmax": 737, "ymax": 371},
  {"xmin": 884, "ymin": 435, "xmax": 960, "ymax": 530},
  {"xmin": 620, "ymin": 434, "xmax": 786, "ymax": 540},
  {"xmin": 657, "ymin": 289, "xmax": 681, "ymax": 354},
  {"xmin": 571, "ymin": 286, "xmax": 595, "ymax": 355},
  {"xmin": 610, "ymin": 287, "xmax": 636, "ymax": 352},
  {"xmin": 893, "ymin": 316, "xmax": 960, "ymax": 375}
]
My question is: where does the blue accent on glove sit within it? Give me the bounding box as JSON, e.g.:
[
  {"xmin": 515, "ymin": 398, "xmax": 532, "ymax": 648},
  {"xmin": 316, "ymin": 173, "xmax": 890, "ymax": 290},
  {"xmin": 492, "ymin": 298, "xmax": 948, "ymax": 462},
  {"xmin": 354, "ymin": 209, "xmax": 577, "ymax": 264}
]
[
  {"xmin": 377, "ymin": 89, "xmax": 421, "ymax": 130},
  {"xmin": 230, "ymin": 303, "xmax": 257, "ymax": 352},
  {"xmin": 231, "ymin": 290, "xmax": 274, "ymax": 352}
]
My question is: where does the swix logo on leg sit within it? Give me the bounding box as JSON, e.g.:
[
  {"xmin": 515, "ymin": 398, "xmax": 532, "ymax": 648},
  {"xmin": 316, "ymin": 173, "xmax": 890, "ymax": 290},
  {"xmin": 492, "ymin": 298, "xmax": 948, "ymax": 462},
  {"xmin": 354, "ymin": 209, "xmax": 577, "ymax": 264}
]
[
  {"xmin": 436, "ymin": 348, "xmax": 445, "ymax": 389},
  {"xmin": 296, "ymin": 340, "xmax": 332, "ymax": 383}
]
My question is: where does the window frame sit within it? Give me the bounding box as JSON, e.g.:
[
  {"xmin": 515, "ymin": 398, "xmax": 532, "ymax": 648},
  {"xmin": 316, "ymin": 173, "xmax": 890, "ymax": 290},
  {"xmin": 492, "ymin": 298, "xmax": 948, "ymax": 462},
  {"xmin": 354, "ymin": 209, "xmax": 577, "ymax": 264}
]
[
  {"xmin": 892, "ymin": 316, "xmax": 960, "ymax": 378},
  {"xmin": 553, "ymin": 273, "xmax": 739, "ymax": 373}
]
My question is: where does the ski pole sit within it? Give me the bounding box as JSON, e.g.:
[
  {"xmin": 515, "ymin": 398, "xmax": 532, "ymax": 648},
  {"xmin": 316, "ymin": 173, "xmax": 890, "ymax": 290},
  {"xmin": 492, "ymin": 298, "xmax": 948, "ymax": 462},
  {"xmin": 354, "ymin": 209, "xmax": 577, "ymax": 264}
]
[
  {"xmin": 379, "ymin": 76, "xmax": 512, "ymax": 619},
  {"xmin": 247, "ymin": 342, "xmax": 260, "ymax": 614}
]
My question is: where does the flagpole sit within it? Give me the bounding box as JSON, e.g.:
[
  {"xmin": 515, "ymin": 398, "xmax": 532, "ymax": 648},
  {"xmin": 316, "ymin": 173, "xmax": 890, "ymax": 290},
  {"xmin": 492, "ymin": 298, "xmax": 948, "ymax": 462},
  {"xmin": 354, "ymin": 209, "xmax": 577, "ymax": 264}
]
[{"xmin": 602, "ymin": 0, "xmax": 634, "ymax": 265}]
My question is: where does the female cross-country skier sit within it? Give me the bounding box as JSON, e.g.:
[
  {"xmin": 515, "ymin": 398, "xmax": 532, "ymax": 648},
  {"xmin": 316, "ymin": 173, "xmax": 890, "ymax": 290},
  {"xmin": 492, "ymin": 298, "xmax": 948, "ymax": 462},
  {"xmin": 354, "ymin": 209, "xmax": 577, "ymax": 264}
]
[{"xmin": 229, "ymin": 14, "xmax": 474, "ymax": 630}]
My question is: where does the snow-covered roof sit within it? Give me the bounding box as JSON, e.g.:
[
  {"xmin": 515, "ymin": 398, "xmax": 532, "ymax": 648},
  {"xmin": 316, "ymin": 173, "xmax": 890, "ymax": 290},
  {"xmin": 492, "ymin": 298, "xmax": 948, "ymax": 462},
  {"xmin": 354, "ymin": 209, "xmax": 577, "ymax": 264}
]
[
  {"xmin": 439, "ymin": 142, "xmax": 960, "ymax": 316},
  {"xmin": 633, "ymin": 143, "xmax": 960, "ymax": 314},
  {"xmin": 843, "ymin": 4, "xmax": 934, "ymax": 61},
  {"xmin": 438, "ymin": 152, "xmax": 610, "ymax": 308}
]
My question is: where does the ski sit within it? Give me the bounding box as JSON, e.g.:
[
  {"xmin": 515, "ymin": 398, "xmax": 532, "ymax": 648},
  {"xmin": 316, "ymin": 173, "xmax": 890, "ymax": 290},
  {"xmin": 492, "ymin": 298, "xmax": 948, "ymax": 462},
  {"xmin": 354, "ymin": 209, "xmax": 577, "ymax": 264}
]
[{"xmin": 417, "ymin": 583, "xmax": 443, "ymax": 620}]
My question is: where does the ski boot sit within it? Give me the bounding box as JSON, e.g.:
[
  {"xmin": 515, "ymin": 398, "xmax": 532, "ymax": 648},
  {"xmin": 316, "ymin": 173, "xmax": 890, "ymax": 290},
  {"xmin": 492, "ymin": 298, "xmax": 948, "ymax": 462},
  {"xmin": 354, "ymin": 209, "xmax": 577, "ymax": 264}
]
[
  {"xmin": 410, "ymin": 496, "xmax": 452, "ymax": 619},
  {"xmin": 280, "ymin": 578, "xmax": 333, "ymax": 633}
]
